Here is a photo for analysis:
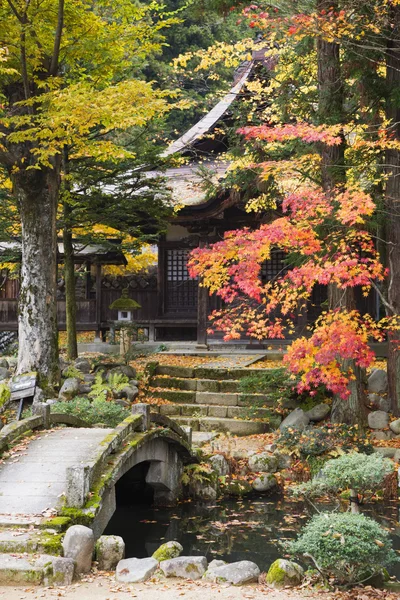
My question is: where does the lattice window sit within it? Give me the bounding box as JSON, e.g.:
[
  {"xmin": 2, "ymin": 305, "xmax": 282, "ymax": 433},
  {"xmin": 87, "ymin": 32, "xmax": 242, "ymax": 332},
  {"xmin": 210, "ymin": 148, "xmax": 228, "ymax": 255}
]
[
  {"xmin": 165, "ymin": 249, "xmax": 197, "ymax": 313},
  {"xmin": 261, "ymin": 249, "xmax": 287, "ymax": 282},
  {"xmin": 167, "ymin": 249, "xmax": 191, "ymax": 282}
]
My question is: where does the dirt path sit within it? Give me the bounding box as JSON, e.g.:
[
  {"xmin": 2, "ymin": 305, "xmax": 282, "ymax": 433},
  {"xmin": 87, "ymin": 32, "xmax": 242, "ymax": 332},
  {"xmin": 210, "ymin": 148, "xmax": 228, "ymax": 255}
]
[{"xmin": 0, "ymin": 574, "xmax": 325, "ymax": 600}]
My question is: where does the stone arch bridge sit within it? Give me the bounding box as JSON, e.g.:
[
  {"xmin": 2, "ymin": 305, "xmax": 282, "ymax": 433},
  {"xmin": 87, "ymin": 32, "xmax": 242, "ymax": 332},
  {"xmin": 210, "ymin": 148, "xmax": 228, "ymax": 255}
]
[{"xmin": 0, "ymin": 404, "xmax": 195, "ymax": 538}]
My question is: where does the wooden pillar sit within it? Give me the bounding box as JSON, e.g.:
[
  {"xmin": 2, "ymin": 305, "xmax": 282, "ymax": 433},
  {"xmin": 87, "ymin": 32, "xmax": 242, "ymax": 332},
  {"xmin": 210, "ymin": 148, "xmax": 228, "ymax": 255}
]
[
  {"xmin": 85, "ymin": 260, "xmax": 91, "ymax": 300},
  {"xmin": 94, "ymin": 262, "xmax": 102, "ymax": 341},
  {"xmin": 157, "ymin": 237, "xmax": 165, "ymax": 317},
  {"xmin": 196, "ymin": 239, "xmax": 208, "ymax": 348}
]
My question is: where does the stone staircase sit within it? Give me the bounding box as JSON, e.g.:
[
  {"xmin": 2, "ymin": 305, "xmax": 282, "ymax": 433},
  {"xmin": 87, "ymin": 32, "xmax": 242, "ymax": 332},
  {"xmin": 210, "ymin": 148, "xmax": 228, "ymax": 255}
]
[{"xmin": 148, "ymin": 365, "xmax": 282, "ymax": 436}]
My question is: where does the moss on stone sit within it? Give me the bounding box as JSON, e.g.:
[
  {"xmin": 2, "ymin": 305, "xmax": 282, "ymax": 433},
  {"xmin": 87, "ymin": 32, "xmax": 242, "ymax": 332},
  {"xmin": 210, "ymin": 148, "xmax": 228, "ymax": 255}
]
[
  {"xmin": 152, "ymin": 541, "xmax": 182, "ymax": 562},
  {"xmin": 39, "ymin": 517, "xmax": 71, "ymax": 531},
  {"xmin": 109, "ymin": 289, "xmax": 141, "ymax": 311},
  {"xmin": 266, "ymin": 559, "xmax": 303, "ymax": 589},
  {"xmin": 185, "ymin": 563, "xmax": 200, "ymax": 573},
  {"xmin": 36, "ymin": 532, "xmax": 63, "ymax": 555}
]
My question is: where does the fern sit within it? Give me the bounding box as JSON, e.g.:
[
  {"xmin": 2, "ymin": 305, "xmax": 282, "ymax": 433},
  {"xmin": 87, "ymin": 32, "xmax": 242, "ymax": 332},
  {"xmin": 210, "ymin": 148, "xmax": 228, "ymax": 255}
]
[{"xmin": 88, "ymin": 372, "xmax": 129, "ymax": 400}]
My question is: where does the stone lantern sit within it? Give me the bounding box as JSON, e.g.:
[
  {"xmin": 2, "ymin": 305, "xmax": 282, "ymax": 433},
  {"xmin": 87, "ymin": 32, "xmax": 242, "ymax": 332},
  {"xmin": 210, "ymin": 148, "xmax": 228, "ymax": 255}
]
[
  {"xmin": 109, "ymin": 289, "xmax": 141, "ymax": 322},
  {"xmin": 109, "ymin": 289, "xmax": 141, "ymax": 354}
]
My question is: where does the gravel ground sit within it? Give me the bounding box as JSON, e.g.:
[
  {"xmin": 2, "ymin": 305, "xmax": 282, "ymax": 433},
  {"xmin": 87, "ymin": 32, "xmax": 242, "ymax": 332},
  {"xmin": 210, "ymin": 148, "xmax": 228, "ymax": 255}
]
[{"xmin": 0, "ymin": 574, "xmax": 325, "ymax": 600}]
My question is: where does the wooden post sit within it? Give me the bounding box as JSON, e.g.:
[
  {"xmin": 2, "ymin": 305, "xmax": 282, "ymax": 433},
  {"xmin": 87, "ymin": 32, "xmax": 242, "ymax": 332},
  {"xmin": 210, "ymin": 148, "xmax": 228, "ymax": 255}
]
[
  {"xmin": 95, "ymin": 262, "xmax": 102, "ymax": 342},
  {"xmin": 157, "ymin": 236, "xmax": 165, "ymax": 317},
  {"xmin": 85, "ymin": 260, "xmax": 91, "ymax": 300},
  {"xmin": 196, "ymin": 239, "xmax": 208, "ymax": 348}
]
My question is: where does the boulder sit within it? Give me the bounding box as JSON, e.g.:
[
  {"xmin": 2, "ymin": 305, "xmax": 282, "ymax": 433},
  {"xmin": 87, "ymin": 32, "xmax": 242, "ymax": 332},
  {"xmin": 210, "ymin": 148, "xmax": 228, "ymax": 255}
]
[
  {"xmin": 248, "ymin": 453, "xmax": 278, "ymax": 473},
  {"xmin": 266, "ymin": 559, "xmax": 304, "ymax": 589},
  {"xmin": 306, "ymin": 403, "xmax": 331, "ymax": 422},
  {"xmin": 370, "ymin": 430, "xmax": 394, "ymax": 441},
  {"xmin": 152, "ymin": 541, "xmax": 183, "ymax": 562},
  {"xmin": 59, "ymin": 356, "xmax": 69, "ymax": 371},
  {"xmin": 116, "ymin": 557, "xmax": 158, "ymax": 583},
  {"xmin": 62, "ymin": 525, "xmax": 94, "ymax": 574},
  {"xmin": 368, "ymin": 369, "xmax": 388, "ymax": 394},
  {"xmin": 83, "ymin": 374, "xmax": 96, "ymax": 384},
  {"xmin": 59, "ymin": 378, "xmax": 80, "ymax": 401},
  {"xmin": 209, "ymin": 454, "xmax": 230, "ymax": 477},
  {"xmin": 390, "ymin": 418, "xmax": 400, "ymax": 435},
  {"xmin": 368, "ymin": 410, "xmax": 390, "ymax": 430},
  {"xmin": 95, "ymin": 535, "xmax": 125, "ymax": 571},
  {"xmin": 109, "ymin": 365, "xmax": 136, "ymax": 380},
  {"xmin": 204, "ymin": 560, "xmax": 260, "ymax": 585},
  {"xmin": 33, "ymin": 387, "xmax": 45, "ymax": 404},
  {"xmin": 78, "ymin": 383, "xmax": 92, "ymax": 395},
  {"xmin": 119, "ymin": 386, "xmax": 139, "ymax": 402},
  {"xmin": 274, "ymin": 451, "xmax": 292, "ymax": 469},
  {"xmin": 224, "ymin": 479, "xmax": 252, "ymax": 497},
  {"xmin": 0, "ymin": 359, "xmax": 9, "ymax": 369},
  {"xmin": 279, "ymin": 408, "xmax": 309, "ymax": 432},
  {"xmin": 0, "ymin": 367, "xmax": 10, "ymax": 381},
  {"xmin": 374, "ymin": 447, "xmax": 396, "ymax": 458},
  {"xmin": 74, "ymin": 358, "xmax": 91, "ymax": 374},
  {"xmin": 159, "ymin": 556, "xmax": 207, "ymax": 580},
  {"xmin": 368, "ymin": 394, "xmax": 391, "ymax": 413},
  {"xmin": 40, "ymin": 556, "xmax": 75, "ymax": 586},
  {"xmin": 189, "ymin": 481, "xmax": 218, "ymax": 502},
  {"xmin": 252, "ymin": 473, "xmax": 278, "ymax": 493}
]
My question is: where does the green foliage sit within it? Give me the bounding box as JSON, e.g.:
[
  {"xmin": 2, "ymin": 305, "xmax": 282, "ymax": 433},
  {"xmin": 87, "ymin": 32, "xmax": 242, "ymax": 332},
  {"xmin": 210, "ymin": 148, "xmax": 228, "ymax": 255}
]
[
  {"xmin": 239, "ymin": 368, "xmax": 295, "ymax": 407},
  {"xmin": 52, "ymin": 397, "xmax": 129, "ymax": 427},
  {"xmin": 278, "ymin": 424, "xmax": 374, "ymax": 459},
  {"xmin": 62, "ymin": 366, "xmax": 83, "ymax": 380},
  {"xmin": 293, "ymin": 452, "xmax": 393, "ymax": 500},
  {"xmin": 88, "ymin": 372, "xmax": 129, "ymax": 400},
  {"xmin": 278, "ymin": 426, "xmax": 334, "ymax": 458},
  {"xmin": 0, "ymin": 384, "xmax": 10, "ymax": 407},
  {"xmin": 181, "ymin": 462, "xmax": 216, "ymax": 486},
  {"xmin": 289, "ymin": 512, "xmax": 398, "ymax": 586}
]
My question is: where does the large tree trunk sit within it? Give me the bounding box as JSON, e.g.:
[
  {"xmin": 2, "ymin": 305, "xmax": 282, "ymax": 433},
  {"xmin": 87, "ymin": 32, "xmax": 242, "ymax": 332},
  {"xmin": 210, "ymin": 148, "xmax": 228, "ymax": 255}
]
[
  {"xmin": 385, "ymin": 5, "xmax": 400, "ymax": 415},
  {"xmin": 14, "ymin": 166, "xmax": 60, "ymax": 388},
  {"xmin": 317, "ymin": 0, "xmax": 366, "ymax": 425}
]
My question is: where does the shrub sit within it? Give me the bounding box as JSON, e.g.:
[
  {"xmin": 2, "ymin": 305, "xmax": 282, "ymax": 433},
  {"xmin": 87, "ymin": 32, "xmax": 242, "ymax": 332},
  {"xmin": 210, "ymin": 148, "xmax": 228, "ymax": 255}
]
[
  {"xmin": 52, "ymin": 397, "xmax": 129, "ymax": 427},
  {"xmin": 289, "ymin": 512, "xmax": 398, "ymax": 586},
  {"xmin": 278, "ymin": 424, "xmax": 373, "ymax": 458},
  {"xmin": 292, "ymin": 453, "xmax": 394, "ymax": 510}
]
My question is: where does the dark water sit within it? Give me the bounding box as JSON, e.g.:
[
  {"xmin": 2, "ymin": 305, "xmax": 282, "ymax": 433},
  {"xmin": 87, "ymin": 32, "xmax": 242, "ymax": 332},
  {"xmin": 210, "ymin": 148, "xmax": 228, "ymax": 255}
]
[{"xmin": 104, "ymin": 494, "xmax": 400, "ymax": 575}]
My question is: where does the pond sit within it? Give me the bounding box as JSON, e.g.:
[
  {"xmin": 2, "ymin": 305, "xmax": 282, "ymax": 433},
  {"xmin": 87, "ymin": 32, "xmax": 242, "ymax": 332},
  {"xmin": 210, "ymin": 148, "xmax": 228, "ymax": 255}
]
[{"xmin": 104, "ymin": 494, "xmax": 400, "ymax": 576}]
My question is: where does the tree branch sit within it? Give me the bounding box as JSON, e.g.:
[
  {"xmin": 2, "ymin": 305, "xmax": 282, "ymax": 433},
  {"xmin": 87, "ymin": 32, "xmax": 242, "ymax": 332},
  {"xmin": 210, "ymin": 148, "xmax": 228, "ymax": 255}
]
[{"xmin": 49, "ymin": 0, "xmax": 64, "ymax": 76}]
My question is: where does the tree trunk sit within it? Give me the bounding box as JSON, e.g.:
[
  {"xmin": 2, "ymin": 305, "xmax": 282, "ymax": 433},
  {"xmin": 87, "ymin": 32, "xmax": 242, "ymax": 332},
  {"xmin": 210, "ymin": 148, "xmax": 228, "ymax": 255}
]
[
  {"xmin": 15, "ymin": 166, "xmax": 60, "ymax": 388},
  {"xmin": 385, "ymin": 5, "xmax": 400, "ymax": 415},
  {"xmin": 317, "ymin": 0, "xmax": 366, "ymax": 425},
  {"xmin": 63, "ymin": 202, "xmax": 78, "ymax": 361}
]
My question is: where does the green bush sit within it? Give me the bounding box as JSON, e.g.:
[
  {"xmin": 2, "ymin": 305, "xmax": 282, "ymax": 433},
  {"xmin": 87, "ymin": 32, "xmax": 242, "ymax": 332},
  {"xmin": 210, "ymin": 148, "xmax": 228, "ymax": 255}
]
[
  {"xmin": 278, "ymin": 426, "xmax": 334, "ymax": 457},
  {"xmin": 293, "ymin": 452, "xmax": 393, "ymax": 505},
  {"xmin": 52, "ymin": 397, "xmax": 129, "ymax": 427},
  {"xmin": 289, "ymin": 512, "xmax": 398, "ymax": 586}
]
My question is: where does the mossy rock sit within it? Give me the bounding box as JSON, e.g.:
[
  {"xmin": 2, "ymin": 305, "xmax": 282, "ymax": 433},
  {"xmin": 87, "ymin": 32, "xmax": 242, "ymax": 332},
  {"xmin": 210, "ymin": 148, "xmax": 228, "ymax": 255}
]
[
  {"xmin": 224, "ymin": 478, "xmax": 252, "ymax": 497},
  {"xmin": 266, "ymin": 559, "xmax": 304, "ymax": 589},
  {"xmin": 152, "ymin": 541, "xmax": 183, "ymax": 562},
  {"xmin": 0, "ymin": 384, "xmax": 10, "ymax": 407}
]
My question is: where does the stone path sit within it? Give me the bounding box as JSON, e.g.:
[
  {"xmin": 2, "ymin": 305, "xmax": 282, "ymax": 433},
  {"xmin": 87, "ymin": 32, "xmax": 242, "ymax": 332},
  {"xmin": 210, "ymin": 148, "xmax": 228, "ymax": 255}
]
[{"xmin": 0, "ymin": 428, "xmax": 112, "ymax": 516}]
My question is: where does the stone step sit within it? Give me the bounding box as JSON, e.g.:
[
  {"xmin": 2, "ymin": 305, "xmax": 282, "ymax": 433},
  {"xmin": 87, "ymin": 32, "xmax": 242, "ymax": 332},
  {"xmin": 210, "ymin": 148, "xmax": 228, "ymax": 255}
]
[
  {"xmin": 173, "ymin": 416, "xmax": 272, "ymax": 436},
  {"xmin": 0, "ymin": 529, "xmax": 62, "ymax": 555},
  {"xmin": 157, "ymin": 402, "xmax": 277, "ymax": 421},
  {"xmin": 149, "ymin": 389, "xmax": 274, "ymax": 407},
  {"xmin": 151, "ymin": 376, "xmax": 241, "ymax": 393},
  {"xmin": 155, "ymin": 365, "xmax": 282, "ymax": 380},
  {"xmin": 0, "ymin": 553, "xmax": 74, "ymax": 585}
]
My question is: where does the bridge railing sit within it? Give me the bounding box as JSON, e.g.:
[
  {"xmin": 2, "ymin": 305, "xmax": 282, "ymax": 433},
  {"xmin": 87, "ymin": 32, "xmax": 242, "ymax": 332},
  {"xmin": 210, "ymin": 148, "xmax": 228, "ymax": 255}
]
[
  {"xmin": 150, "ymin": 412, "xmax": 191, "ymax": 445},
  {"xmin": 65, "ymin": 413, "xmax": 144, "ymax": 507}
]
